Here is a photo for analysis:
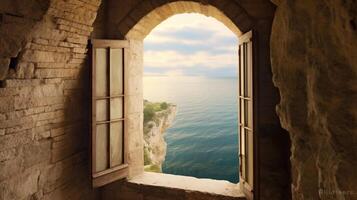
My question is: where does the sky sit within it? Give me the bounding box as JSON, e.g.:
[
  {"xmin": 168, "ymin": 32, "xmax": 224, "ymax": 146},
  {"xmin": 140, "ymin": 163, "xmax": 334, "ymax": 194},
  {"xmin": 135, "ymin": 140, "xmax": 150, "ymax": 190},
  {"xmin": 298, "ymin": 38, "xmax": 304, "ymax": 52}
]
[{"xmin": 144, "ymin": 13, "xmax": 238, "ymax": 78}]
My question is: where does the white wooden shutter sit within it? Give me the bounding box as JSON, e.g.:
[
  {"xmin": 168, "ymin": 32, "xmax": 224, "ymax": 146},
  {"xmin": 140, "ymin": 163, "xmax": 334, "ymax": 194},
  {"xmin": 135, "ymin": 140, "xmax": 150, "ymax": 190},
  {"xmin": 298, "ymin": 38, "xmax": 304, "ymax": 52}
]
[
  {"xmin": 91, "ymin": 39, "xmax": 129, "ymax": 187},
  {"xmin": 238, "ymin": 31, "xmax": 255, "ymax": 199}
]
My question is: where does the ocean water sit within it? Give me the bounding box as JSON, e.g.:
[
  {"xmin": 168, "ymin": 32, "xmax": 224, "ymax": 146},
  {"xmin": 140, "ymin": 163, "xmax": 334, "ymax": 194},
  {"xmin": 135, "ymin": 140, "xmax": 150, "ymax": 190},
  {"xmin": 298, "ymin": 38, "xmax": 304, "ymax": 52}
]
[{"xmin": 143, "ymin": 76, "xmax": 239, "ymax": 183}]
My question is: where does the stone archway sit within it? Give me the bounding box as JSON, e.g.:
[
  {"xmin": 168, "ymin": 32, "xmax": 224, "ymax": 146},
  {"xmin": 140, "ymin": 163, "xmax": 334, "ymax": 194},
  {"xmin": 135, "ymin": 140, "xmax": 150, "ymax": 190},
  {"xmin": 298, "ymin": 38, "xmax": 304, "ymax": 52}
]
[
  {"xmin": 123, "ymin": 1, "xmax": 251, "ymax": 39},
  {"xmin": 114, "ymin": 0, "xmax": 254, "ymax": 40},
  {"xmin": 98, "ymin": 0, "xmax": 291, "ymax": 199}
]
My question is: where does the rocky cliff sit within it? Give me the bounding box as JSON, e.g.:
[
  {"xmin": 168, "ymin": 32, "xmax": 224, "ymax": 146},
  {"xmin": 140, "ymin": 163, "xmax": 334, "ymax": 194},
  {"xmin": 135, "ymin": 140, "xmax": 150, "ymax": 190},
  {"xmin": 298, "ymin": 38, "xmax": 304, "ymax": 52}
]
[
  {"xmin": 271, "ymin": 0, "xmax": 357, "ymax": 199},
  {"xmin": 143, "ymin": 102, "xmax": 177, "ymax": 172}
]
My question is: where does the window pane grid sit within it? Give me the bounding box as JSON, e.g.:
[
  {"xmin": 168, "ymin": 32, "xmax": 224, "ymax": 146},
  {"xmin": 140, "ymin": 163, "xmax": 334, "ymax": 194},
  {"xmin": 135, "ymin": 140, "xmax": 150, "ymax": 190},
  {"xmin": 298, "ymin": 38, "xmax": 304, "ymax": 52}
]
[
  {"xmin": 93, "ymin": 46, "xmax": 125, "ymax": 173},
  {"xmin": 238, "ymin": 36, "xmax": 253, "ymax": 188}
]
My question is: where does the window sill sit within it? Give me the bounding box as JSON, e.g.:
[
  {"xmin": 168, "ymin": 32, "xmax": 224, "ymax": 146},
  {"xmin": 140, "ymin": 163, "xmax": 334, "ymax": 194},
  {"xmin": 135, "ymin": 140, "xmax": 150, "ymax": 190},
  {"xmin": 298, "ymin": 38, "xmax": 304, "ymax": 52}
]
[{"xmin": 128, "ymin": 172, "xmax": 245, "ymax": 199}]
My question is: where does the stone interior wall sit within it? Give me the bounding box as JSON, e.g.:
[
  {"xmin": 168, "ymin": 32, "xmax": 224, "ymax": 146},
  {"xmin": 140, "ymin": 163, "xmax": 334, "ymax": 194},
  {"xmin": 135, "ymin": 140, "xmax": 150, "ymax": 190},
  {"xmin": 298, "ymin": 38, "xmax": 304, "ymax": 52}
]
[
  {"xmin": 271, "ymin": 0, "xmax": 357, "ymax": 200},
  {"xmin": 0, "ymin": 0, "xmax": 101, "ymax": 199},
  {"xmin": 3, "ymin": 0, "xmax": 354, "ymax": 200}
]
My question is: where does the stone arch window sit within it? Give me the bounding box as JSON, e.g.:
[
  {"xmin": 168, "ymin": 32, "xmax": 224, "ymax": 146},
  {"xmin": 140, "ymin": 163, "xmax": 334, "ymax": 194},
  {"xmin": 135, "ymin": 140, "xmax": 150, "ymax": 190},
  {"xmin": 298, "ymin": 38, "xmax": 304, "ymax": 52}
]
[{"xmin": 91, "ymin": 1, "xmax": 279, "ymax": 199}]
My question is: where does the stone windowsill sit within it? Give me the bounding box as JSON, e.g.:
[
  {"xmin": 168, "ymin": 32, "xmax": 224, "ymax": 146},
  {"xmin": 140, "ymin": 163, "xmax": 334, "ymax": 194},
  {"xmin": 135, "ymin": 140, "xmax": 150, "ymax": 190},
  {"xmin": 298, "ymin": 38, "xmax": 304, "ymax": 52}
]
[{"xmin": 128, "ymin": 172, "xmax": 245, "ymax": 199}]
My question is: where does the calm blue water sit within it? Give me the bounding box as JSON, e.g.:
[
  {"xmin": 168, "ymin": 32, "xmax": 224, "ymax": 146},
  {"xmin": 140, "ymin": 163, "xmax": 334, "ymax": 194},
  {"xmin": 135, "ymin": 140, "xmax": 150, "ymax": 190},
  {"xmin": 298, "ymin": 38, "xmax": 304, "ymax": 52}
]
[{"xmin": 143, "ymin": 76, "xmax": 239, "ymax": 183}]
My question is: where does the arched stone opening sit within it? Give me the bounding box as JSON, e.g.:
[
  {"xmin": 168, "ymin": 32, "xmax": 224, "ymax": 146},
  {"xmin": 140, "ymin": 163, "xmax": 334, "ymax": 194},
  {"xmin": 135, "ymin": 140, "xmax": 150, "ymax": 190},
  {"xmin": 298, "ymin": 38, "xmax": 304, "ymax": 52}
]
[
  {"xmin": 97, "ymin": 1, "xmax": 292, "ymax": 199},
  {"xmin": 0, "ymin": 0, "xmax": 295, "ymax": 199},
  {"xmin": 119, "ymin": 1, "xmax": 253, "ymax": 40},
  {"xmin": 125, "ymin": 1, "xmax": 245, "ymax": 39}
]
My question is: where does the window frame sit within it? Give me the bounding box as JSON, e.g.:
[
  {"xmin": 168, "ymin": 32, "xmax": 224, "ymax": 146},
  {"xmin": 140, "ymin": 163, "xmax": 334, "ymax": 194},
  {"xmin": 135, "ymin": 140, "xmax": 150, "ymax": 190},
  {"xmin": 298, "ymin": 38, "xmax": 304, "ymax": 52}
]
[
  {"xmin": 238, "ymin": 30, "xmax": 257, "ymax": 200},
  {"xmin": 91, "ymin": 39, "xmax": 130, "ymax": 188}
]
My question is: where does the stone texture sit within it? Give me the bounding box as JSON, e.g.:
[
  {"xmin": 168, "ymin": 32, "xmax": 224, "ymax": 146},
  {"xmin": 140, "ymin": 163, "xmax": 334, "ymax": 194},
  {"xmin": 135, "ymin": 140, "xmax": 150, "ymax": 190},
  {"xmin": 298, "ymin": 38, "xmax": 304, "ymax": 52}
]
[
  {"xmin": 271, "ymin": 0, "xmax": 357, "ymax": 199},
  {"xmin": 0, "ymin": 0, "xmax": 101, "ymax": 199},
  {"xmin": 124, "ymin": 1, "xmax": 245, "ymax": 39},
  {"xmin": 102, "ymin": 172, "xmax": 246, "ymax": 200},
  {"xmin": 0, "ymin": 0, "xmax": 354, "ymax": 200},
  {"xmin": 0, "ymin": 58, "xmax": 10, "ymax": 80}
]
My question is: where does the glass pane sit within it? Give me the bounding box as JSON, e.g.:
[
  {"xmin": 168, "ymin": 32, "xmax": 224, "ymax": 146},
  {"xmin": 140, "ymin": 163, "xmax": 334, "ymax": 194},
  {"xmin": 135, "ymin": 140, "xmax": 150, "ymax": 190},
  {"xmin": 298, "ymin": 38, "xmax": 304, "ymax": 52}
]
[
  {"xmin": 95, "ymin": 124, "xmax": 108, "ymax": 172},
  {"xmin": 110, "ymin": 97, "xmax": 123, "ymax": 119},
  {"xmin": 95, "ymin": 48, "xmax": 108, "ymax": 97},
  {"xmin": 110, "ymin": 49, "xmax": 124, "ymax": 96},
  {"xmin": 96, "ymin": 100, "xmax": 108, "ymax": 122},
  {"xmin": 240, "ymin": 128, "xmax": 246, "ymax": 180},
  {"xmin": 248, "ymin": 130, "xmax": 254, "ymax": 186},
  {"xmin": 244, "ymin": 130, "xmax": 249, "ymax": 181},
  {"xmin": 248, "ymin": 100, "xmax": 253, "ymax": 129},
  {"xmin": 244, "ymin": 100, "xmax": 249, "ymax": 126},
  {"xmin": 110, "ymin": 121, "xmax": 123, "ymax": 167},
  {"xmin": 239, "ymin": 45, "xmax": 245, "ymax": 96},
  {"xmin": 240, "ymin": 99, "xmax": 245, "ymax": 125},
  {"xmin": 240, "ymin": 127, "xmax": 245, "ymax": 155},
  {"xmin": 244, "ymin": 44, "xmax": 248, "ymax": 97}
]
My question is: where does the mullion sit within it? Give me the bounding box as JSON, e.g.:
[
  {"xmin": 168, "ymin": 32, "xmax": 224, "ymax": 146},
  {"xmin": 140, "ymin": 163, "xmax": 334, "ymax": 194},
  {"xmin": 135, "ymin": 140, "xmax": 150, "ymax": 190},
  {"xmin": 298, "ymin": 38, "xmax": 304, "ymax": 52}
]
[
  {"xmin": 122, "ymin": 49, "xmax": 125, "ymax": 165},
  {"xmin": 238, "ymin": 44, "xmax": 243, "ymax": 178},
  {"xmin": 238, "ymin": 45, "xmax": 242, "ymax": 177},
  {"xmin": 243, "ymin": 43, "xmax": 247, "ymax": 97},
  {"xmin": 107, "ymin": 47, "xmax": 111, "ymax": 168}
]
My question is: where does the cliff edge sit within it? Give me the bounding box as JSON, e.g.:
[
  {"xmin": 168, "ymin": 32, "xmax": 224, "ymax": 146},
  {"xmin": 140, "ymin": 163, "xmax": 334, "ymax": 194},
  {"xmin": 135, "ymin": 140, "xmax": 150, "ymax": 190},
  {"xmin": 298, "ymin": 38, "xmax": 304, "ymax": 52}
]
[{"xmin": 143, "ymin": 101, "xmax": 177, "ymax": 172}]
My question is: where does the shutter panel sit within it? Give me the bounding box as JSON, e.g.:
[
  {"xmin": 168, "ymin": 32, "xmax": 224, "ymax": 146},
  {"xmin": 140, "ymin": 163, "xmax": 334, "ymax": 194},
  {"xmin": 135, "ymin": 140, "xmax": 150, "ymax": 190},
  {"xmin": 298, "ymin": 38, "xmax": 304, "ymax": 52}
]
[
  {"xmin": 91, "ymin": 39, "xmax": 129, "ymax": 187},
  {"xmin": 238, "ymin": 31, "xmax": 255, "ymax": 199}
]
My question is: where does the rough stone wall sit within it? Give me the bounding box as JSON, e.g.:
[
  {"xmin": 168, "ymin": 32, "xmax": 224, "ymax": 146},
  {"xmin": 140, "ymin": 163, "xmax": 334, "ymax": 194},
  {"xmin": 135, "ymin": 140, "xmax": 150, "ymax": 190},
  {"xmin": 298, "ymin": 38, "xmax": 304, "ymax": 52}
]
[
  {"xmin": 271, "ymin": 0, "xmax": 357, "ymax": 200},
  {"xmin": 0, "ymin": 0, "xmax": 102, "ymax": 199},
  {"xmin": 0, "ymin": 0, "xmax": 50, "ymax": 79}
]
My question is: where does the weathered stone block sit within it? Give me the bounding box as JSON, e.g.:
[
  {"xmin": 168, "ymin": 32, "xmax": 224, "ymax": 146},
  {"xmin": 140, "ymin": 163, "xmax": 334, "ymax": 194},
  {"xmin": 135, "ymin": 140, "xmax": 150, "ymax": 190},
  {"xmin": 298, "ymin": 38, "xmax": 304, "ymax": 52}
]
[
  {"xmin": 0, "ymin": 130, "xmax": 33, "ymax": 150},
  {"xmin": 0, "ymin": 58, "xmax": 10, "ymax": 80},
  {"xmin": 0, "ymin": 169, "xmax": 40, "ymax": 200},
  {"xmin": 15, "ymin": 62, "xmax": 35, "ymax": 79},
  {"xmin": 0, "ymin": 96, "xmax": 15, "ymax": 113},
  {"xmin": 0, "ymin": 148, "xmax": 16, "ymax": 162}
]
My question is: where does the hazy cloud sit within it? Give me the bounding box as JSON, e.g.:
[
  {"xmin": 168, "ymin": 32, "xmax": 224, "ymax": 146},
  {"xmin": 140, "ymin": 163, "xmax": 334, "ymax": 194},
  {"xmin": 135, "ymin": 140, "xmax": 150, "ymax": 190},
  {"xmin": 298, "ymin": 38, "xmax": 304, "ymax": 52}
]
[{"xmin": 144, "ymin": 13, "xmax": 238, "ymax": 77}]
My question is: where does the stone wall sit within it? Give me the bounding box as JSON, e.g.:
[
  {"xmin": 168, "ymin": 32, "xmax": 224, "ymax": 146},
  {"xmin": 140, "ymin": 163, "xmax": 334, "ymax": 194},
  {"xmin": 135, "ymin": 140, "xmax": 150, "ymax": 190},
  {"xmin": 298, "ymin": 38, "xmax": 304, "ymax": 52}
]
[
  {"xmin": 7, "ymin": 0, "xmax": 355, "ymax": 199},
  {"xmin": 0, "ymin": 0, "xmax": 101, "ymax": 199},
  {"xmin": 271, "ymin": 0, "xmax": 357, "ymax": 200}
]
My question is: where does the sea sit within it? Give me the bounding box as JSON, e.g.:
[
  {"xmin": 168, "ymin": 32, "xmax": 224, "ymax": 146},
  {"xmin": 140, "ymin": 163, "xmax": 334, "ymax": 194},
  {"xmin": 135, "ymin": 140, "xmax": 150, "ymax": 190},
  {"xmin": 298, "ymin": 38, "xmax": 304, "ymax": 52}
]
[{"xmin": 143, "ymin": 76, "xmax": 239, "ymax": 183}]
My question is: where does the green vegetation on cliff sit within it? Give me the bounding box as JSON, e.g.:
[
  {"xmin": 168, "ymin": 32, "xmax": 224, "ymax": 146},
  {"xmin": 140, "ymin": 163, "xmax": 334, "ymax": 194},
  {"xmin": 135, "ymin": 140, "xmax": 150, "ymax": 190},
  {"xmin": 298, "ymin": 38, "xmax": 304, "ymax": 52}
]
[
  {"xmin": 143, "ymin": 100, "xmax": 172, "ymax": 135},
  {"xmin": 144, "ymin": 101, "xmax": 169, "ymax": 123}
]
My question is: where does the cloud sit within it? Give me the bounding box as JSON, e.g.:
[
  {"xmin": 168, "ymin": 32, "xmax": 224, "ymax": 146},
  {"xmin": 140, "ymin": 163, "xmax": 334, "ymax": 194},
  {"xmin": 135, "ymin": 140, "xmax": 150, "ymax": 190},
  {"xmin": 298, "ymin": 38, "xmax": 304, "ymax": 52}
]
[
  {"xmin": 144, "ymin": 50, "xmax": 236, "ymax": 69},
  {"xmin": 148, "ymin": 13, "xmax": 234, "ymax": 37},
  {"xmin": 144, "ymin": 13, "xmax": 238, "ymax": 77}
]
